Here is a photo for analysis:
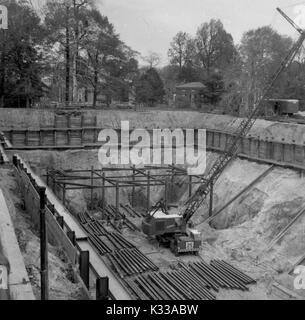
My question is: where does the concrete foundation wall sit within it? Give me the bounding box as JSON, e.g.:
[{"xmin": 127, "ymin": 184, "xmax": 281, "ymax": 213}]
[
  {"xmin": 4, "ymin": 127, "xmax": 305, "ymax": 173},
  {"xmin": 206, "ymin": 131, "xmax": 305, "ymax": 168},
  {"xmin": 2, "ymin": 108, "xmax": 305, "ymax": 171},
  {"xmin": 2, "ymin": 108, "xmax": 305, "ymax": 146}
]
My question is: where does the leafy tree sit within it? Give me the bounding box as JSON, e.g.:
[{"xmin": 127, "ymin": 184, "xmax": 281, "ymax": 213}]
[
  {"xmin": 44, "ymin": 0, "xmax": 93, "ymax": 104},
  {"xmin": 135, "ymin": 68, "xmax": 165, "ymax": 106},
  {"xmin": 81, "ymin": 9, "xmax": 138, "ymax": 107},
  {"xmin": 0, "ymin": 0, "xmax": 46, "ymax": 108},
  {"xmin": 106, "ymin": 55, "xmax": 139, "ymax": 102},
  {"xmin": 159, "ymin": 65, "xmax": 180, "ymax": 104},
  {"xmin": 160, "ymin": 63, "xmax": 200, "ymax": 101},
  {"xmin": 166, "ymin": 19, "xmax": 236, "ymax": 105},
  {"xmin": 274, "ymin": 60, "xmax": 305, "ymax": 100},
  {"xmin": 218, "ymin": 54, "xmax": 244, "ymax": 114},
  {"xmin": 82, "ymin": 9, "xmax": 120, "ymax": 106},
  {"xmin": 203, "ymin": 72, "xmax": 225, "ymax": 105},
  {"xmin": 195, "ymin": 19, "xmax": 236, "ymax": 76},
  {"xmin": 43, "ymin": 2, "xmax": 139, "ymax": 107},
  {"xmin": 168, "ymin": 31, "xmax": 195, "ymax": 70},
  {"xmin": 239, "ymin": 26, "xmax": 293, "ymax": 112},
  {"xmin": 177, "ymin": 65, "xmax": 200, "ymax": 83}
]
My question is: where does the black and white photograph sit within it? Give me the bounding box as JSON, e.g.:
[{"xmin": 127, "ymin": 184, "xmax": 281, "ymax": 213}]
[{"xmin": 1, "ymin": 0, "xmax": 305, "ymax": 309}]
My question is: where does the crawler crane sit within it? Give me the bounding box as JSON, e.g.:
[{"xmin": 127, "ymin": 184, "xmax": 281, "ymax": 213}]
[{"xmin": 142, "ymin": 8, "xmax": 305, "ymax": 255}]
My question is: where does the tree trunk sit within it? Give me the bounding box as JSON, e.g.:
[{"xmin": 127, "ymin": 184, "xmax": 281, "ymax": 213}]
[
  {"xmin": 106, "ymin": 94, "xmax": 111, "ymax": 108},
  {"xmin": 72, "ymin": 54, "xmax": 77, "ymax": 103},
  {"xmin": 0, "ymin": 30, "xmax": 6, "ymax": 108},
  {"xmin": 93, "ymin": 69, "xmax": 98, "ymax": 108},
  {"xmin": 65, "ymin": 5, "xmax": 70, "ymax": 106},
  {"xmin": 92, "ymin": 52, "xmax": 99, "ymax": 108},
  {"xmin": 72, "ymin": 1, "xmax": 79, "ymax": 103},
  {"xmin": 26, "ymin": 97, "xmax": 30, "ymax": 108}
]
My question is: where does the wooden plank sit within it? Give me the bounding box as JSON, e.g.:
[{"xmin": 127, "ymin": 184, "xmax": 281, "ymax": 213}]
[
  {"xmin": 267, "ymin": 206, "xmax": 305, "ymax": 251},
  {"xmin": 0, "ymin": 189, "xmax": 35, "ymax": 300},
  {"xmin": 16, "ymin": 155, "xmax": 88, "ymax": 240},
  {"xmin": 288, "ymin": 254, "xmax": 305, "ymax": 275},
  {"xmin": 20, "ymin": 169, "xmax": 77, "ymax": 262},
  {"xmin": 272, "ymin": 282, "xmax": 303, "ymax": 300},
  {"xmin": 77, "ymin": 240, "xmax": 132, "ymax": 300},
  {"xmin": 45, "ymin": 207, "xmax": 78, "ymax": 264}
]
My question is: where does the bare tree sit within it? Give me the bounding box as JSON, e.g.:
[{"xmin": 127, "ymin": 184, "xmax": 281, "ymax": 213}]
[{"xmin": 143, "ymin": 51, "xmax": 162, "ymax": 68}]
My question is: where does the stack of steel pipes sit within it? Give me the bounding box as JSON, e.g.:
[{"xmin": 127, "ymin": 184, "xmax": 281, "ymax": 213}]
[
  {"xmin": 189, "ymin": 260, "xmax": 255, "ymax": 291},
  {"xmin": 105, "ymin": 248, "xmax": 159, "ymax": 278},
  {"xmin": 103, "ymin": 233, "xmax": 134, "ymax": 251},
  {"xmin": 88, "ymin": 234, "xmax": 112, "ymax": 256},
  {"xmin": 210, "ymin": 260, "xmax": 256, "ymax": 286},
  {"xmin": 126, "ymin": 268, "xmax": 216, "ymax": 301},
  {"xmin": 88, "ymin": 231, "xmax": 134, "ymax": 255},
  {"xmin": 82, "ymin": 221, "xmax": 107, "ymax": 236},
  {"xmin": 78, "ymin": 211, "xmax": 94, "ymax": 224}
]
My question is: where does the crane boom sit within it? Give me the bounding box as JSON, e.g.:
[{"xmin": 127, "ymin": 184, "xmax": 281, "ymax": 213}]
[
  {"xmin": 182, "ymin": 13, "xmax": 305, "ymax": 223},
  {"xmin": 276, "ymin": 7, "xmax": 303, "ymax": 34}
]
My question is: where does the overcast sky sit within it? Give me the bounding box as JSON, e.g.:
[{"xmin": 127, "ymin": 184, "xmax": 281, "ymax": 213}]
[{"xmin": 96, "ymin": 0, "xmax": 305, "ymax": 65}]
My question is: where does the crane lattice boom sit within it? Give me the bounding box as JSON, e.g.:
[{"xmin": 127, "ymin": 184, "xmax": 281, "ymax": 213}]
[{"xmin": 182, "ymin": 9, "xmax": 305, "ymax": 223}]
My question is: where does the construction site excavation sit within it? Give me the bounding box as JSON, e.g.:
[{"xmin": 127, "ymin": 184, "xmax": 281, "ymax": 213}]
[
  {"xmin": 1, "ymin": 107, "xmax": 305, "ymax": 301},
  {"xmin": 2, "ymin": 1, "xmax": 305, "ymax": 304}
]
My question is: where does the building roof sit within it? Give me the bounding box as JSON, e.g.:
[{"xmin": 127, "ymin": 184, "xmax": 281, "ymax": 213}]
[{"xmin": 176, "ymin": 82, "xmax": 206, "ymax": 90}]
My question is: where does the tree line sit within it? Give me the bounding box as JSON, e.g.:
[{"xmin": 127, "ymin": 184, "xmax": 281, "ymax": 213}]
[
  {"xmin": 1, "ymin": 1, "xmax": 304, "ymax": 113},
  {"xmin": 163, "ymin": 19, "xmax": 305, "ymax": 114},
  {"xmin": 0, "ymin": 0, "xmax": 143, "ymax": 108}
]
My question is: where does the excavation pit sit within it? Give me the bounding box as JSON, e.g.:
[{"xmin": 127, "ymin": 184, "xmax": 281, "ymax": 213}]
[
  {"xmin": 9, "ymin": 147, "xmax": 305, "ymax": 300},
  {"xmin": 3, "ymin": 110, "xmax": 305, "ymax": 299}
]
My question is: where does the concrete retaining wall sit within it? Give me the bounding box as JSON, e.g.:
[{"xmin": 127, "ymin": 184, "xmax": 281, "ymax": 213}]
[
  {"xmin": 206, "ymin": 130, "xmax": 305, "ymax": 170},
  {"xmin": 0, "ymin": 189, "xmax": 35, "ymax": 300},
  {"xmin": 4, "ymin": 127, "xmax": 305, "ymax": 171},
  {"xmin": 2, "ymin": 108, "xmax": 305, "ymax": 146}
]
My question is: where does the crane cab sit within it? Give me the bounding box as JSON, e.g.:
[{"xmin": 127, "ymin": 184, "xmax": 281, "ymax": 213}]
[
  {"xmin": 142, "ymin": 208, "xmax": 202, "ymax": 256},
  {"xmin": 142, "ymin": 210, "xmax": 186, "ymax": 237}
]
